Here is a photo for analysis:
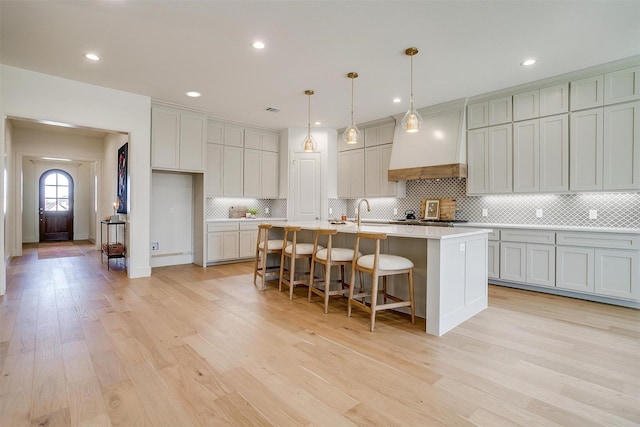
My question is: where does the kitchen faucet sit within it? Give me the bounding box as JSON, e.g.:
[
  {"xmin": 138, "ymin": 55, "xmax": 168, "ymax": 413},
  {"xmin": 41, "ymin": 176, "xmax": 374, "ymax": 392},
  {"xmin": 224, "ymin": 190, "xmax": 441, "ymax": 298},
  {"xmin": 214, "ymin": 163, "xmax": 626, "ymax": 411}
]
[{"xmin": 357, "ymin": 198, "xmax": 370, "ymax": 227}]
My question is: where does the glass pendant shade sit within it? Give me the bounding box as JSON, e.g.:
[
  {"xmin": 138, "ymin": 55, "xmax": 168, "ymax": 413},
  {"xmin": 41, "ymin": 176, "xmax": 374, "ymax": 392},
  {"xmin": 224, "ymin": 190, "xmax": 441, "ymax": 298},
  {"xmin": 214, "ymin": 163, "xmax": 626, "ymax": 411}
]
[
  {"xmin": 343, "ymin": 72, "xmax": 360, "ymax": 144},
  {"xmin": 402, "ymin": 47, "xmax": 422, "ymax": 133},
  {"xmin": 302, "ymin": 89, "xmax": 317, "ymax": 152},
  {"xmin": 343, "ymin": 125, "xmax": 361, "ymax": 144}
]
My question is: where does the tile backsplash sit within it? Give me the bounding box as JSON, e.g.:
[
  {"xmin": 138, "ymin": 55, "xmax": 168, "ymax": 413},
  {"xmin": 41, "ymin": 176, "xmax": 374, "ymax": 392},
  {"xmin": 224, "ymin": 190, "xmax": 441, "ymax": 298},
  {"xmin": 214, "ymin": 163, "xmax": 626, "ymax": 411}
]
[{"xmin": 208, "ymin": 179, "xmax": 639, "ymax": 229}]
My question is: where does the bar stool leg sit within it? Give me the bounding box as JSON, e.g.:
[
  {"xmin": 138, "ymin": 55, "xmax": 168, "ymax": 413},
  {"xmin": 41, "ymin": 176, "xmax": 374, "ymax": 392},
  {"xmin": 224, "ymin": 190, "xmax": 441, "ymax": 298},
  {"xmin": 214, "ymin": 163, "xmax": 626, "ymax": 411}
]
[
  {"xmin": 289, "ymin": 257, "xmax": 296, "ymax": 300},
  {"xmin": 370, "ymin": 274, "xmax": 379, "ymax": 332},
  {"xmin": 347, "ymin": 264, "xmax": 356, "ymax": 318},
  {"xmin": 323, "ymin": 262, "xmax": 331, "ymax": 313},
  {"xmin": 308, "ymin": 258, "xmax": 316, "ymax": 303},
  {"xmin": 409, "ymin": 270, "xmax": 415, "ymax": 324},
  {"xmin": 278, "ymin": 248, "xmax": 286, "ymax": 293}
]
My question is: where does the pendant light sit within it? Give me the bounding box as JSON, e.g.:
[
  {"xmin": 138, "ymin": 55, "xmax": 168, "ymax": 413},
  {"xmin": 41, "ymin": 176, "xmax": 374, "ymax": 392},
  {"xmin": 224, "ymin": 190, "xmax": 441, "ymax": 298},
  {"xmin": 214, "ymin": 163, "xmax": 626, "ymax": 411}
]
[
  {"xmin": 343, "ymin": 72, "xmax": 361, "ymax": 144},
  {"xmin": 401, "ymin": 47, "xmax": 423, "ymax": 133},
  {"xmin": 302, "ymin": 90, "xmax": 317, "ymax": 152}
]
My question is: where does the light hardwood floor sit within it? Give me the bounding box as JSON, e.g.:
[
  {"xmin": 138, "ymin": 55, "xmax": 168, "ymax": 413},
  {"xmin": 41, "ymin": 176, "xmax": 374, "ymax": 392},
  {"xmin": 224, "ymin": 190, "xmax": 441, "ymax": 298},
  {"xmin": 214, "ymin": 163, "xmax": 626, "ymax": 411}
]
[{"xmin": 1, "ymin": 241, "xmax": 639, "ymax": 426}]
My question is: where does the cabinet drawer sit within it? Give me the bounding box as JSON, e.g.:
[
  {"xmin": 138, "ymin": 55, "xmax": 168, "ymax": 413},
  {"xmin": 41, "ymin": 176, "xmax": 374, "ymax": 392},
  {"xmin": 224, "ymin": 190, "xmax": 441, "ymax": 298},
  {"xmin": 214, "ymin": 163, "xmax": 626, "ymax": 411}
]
[
  {"xmin": 487, "ymin": 229, "xmax": 500, "ymax": 241},
  {"xmin": 207, "ymin": 222, "xmax": 239, "ymax": 232},
  {"xmin": 239, "ymin": 222, "xmax": 259, "ymax": 231},
  {"xmin": 556, "ymin": 232, "xmax": 640, "ymax": 249},
  {"xmin": 501, "ymin": 229, "xmax": 555, "ymax": 244}
]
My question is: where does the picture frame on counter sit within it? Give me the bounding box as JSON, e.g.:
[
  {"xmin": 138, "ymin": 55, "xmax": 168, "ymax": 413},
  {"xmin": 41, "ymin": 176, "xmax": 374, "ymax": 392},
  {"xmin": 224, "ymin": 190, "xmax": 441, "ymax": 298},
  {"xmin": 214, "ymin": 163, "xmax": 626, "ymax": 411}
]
[{"xmin": 425, "ymin": 200, "xmax": 440, "ymax": 219}]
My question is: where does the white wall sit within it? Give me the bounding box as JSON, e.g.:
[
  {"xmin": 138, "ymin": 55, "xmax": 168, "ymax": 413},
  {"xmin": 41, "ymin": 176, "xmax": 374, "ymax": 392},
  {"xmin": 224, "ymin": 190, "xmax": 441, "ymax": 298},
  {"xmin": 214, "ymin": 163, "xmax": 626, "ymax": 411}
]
[
  {"xmin": 0, "ymin": 65, "xmax": 152, "ymax": 292},
  {"xmin": 150, "ymin": 171, "xmax": 194, "ymax": 267}
]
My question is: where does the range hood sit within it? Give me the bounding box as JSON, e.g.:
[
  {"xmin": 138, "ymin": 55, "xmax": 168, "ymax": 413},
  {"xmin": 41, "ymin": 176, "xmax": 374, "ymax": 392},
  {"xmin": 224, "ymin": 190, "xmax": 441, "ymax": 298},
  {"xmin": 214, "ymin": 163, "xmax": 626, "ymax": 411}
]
[{"xmin": 388, "ymin": 98, "xmax": 467, "ymax": 181}]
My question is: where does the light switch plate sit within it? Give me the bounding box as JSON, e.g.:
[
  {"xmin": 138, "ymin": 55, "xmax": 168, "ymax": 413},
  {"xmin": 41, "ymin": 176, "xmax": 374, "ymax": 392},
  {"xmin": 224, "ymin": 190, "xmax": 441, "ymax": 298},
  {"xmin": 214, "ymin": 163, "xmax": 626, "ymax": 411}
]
[
  {"xmin": 482, "ymin": 208, "xmax": 488, "ymax": 217},
  {"xmin": 536, "ymin": 209, "xmax": 543, "ymax": 218},
  {"xmin": 589, "ymin": 209, "xmax": 598, "ymax": 219}
]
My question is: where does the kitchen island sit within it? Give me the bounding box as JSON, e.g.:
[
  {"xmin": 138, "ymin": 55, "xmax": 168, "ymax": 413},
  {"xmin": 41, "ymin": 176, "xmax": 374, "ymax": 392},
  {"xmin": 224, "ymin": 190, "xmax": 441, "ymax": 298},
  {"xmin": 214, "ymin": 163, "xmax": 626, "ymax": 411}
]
[{"xmin": 268, "ymin": 221, "xmax": 491, "ymax": 336}]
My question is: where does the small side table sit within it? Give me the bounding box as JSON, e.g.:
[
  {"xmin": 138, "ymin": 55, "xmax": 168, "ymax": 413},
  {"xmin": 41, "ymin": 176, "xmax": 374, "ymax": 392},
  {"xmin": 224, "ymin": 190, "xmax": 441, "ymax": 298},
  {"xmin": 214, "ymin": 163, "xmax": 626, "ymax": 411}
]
[{"xmin": 101, "ymin": 220, "xmax": 126, "ymax": 271}]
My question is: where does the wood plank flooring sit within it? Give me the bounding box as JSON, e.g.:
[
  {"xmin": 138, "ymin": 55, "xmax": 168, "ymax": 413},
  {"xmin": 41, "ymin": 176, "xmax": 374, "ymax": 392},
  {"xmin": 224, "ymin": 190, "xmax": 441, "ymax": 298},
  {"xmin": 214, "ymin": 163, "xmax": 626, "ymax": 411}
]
[{"xmin": 1, "ymin": 241, "xmax": 639, "ymax": 426}]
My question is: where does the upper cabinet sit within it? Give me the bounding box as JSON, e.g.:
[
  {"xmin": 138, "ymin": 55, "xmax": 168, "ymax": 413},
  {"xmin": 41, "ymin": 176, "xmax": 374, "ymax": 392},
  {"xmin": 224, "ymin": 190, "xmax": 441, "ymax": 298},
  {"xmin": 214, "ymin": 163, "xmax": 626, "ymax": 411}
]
[
  {"xmin": 467, "ymin": 124, "xmax": 512, "ymax": 195},
  {"xmin": 468, "ymin": 96, "xmax": 512, "ymax": 129},
  {"xmin": 513, "ymin": 84, "xmax": 568, "ymax": 121},
  {"xmin": 151, "ymin": 105, "xmax": 207, "ymax": 172},
  {"xmin": 571, "ymin": 75, "xmax": 604, "ymax": 111},
  {"xmin": 604, "ymin": 66, "xmax": 640, "ymax": 105},
  {"xmin": 244, "ymin": 129, "xmax": 279, "ymax": 151}
]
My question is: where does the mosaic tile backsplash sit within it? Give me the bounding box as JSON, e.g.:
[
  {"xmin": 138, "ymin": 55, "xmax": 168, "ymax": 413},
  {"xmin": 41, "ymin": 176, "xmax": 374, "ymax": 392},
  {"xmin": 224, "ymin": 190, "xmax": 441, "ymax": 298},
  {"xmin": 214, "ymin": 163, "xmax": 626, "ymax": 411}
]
[{"xmin": 208, "ymin": 179, "xmax": 638, "ymax": 229}]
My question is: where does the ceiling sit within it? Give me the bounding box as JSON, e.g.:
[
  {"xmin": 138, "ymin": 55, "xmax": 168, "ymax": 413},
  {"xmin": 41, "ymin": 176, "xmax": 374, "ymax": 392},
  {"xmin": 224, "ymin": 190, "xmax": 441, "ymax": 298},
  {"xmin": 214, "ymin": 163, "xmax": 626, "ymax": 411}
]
[{"xmin": 2, "ymin": 1, "xmax": 639, "ymax": 132}]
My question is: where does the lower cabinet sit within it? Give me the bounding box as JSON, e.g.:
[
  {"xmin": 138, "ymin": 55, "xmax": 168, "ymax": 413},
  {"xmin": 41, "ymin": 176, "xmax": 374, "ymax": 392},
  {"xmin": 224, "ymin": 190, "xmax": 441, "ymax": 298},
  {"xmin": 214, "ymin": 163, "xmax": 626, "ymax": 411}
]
[
  {"xmin": 207, "ymin": 221, "xmax": 262, "ymax": 263},
  {"xmin": 487, "ymin": 241, "xmax": 500, "ymax": 279},
  {"xmin": 239, "ymin": 223, "xmax": 259, "ymax": 258}
]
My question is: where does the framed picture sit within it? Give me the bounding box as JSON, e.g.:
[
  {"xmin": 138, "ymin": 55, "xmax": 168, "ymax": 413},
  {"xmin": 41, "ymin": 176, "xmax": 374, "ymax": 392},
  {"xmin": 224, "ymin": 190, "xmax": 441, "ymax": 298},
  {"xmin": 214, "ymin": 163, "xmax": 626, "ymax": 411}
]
[
  {"xmin": 425, "ymin": 199, "xmax": 440, "ymax": 220},
  {"xmin": 117, "ymin": 143, "xmax": 128, "ymax": 214}
]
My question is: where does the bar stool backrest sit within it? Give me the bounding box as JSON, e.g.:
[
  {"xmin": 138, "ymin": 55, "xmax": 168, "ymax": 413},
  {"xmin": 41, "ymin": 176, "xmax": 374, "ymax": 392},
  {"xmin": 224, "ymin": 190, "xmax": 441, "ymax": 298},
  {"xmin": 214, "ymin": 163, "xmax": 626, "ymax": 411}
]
[
  {"xmin": 352, "ymin": 231, "xmax": 388, "ymax": 272},
  {"xmin": 312, "ymin": 228, "xmax": 338, "ymax": 262}
]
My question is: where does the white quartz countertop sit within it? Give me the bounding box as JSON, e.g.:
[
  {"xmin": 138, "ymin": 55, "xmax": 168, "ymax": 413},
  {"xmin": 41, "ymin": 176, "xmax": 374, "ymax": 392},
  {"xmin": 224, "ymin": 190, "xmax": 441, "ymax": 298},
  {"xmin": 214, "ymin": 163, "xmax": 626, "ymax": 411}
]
[
  {"xmin": 207, "ymin": 217, "xmax": 287, "ymax": 223},
  {"xmin": 267, "ymin": 220, "xmax": 490, "ymax": 240},
  {"xmin": 456, "ymin": 222, "xmax": 640, "ymax": 234}
]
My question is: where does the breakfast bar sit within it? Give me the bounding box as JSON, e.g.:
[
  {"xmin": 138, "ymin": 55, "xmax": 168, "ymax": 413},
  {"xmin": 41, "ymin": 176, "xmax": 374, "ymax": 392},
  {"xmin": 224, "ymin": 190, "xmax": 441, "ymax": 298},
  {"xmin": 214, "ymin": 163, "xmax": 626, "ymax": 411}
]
[{"xmin": 269, "ymin": 221, "xmax": 490, "ymax": 336}]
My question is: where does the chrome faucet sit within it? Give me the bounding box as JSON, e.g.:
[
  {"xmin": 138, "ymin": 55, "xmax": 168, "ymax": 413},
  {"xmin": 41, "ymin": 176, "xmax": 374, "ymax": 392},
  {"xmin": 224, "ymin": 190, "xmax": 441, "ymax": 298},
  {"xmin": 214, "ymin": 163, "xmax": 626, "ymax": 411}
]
[{"xmin": 357, "ymin": 198, "xmax": 370, "ymax": 227}]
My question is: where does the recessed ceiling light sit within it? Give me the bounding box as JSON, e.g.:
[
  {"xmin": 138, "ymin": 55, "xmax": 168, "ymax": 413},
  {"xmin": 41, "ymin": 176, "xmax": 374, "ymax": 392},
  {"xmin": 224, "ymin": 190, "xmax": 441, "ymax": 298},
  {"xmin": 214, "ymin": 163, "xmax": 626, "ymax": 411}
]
[
  {"xmin": 85, "ymin": 53, "xmax": 100, "ymax": 61},
  {"xmin": 521, "ymin": 58, "xmax": 536, "ymax": 66},
  {"xmin": 186, "ymin": 91, "xmax": 201, "ymax": 97},
  {"xmin": 252, "ymin": 41, "xmax": 265, "ymax": 49},
  {"xmin": 393, "ymin": 98, "xmax": 401, "ymax": 103},
  {"xmin": 314, "ymin": 121, "xmax": 321, "ymax": 125}
]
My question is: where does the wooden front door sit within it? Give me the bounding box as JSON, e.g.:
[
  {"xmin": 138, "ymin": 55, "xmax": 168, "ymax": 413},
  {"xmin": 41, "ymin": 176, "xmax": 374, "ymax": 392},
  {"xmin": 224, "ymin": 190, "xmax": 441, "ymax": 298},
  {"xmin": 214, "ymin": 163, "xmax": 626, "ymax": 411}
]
[{"xmin": 39, "ymin": 169, "xmax": 74, "ymax": 242}]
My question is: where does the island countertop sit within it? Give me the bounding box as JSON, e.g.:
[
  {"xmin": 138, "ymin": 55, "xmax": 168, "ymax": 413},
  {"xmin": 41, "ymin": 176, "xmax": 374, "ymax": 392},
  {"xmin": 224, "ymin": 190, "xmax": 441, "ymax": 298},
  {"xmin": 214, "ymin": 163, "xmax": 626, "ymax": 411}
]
[{"xmin": 267, "ymin": 220, "xmax": 491, "ymax": 240}]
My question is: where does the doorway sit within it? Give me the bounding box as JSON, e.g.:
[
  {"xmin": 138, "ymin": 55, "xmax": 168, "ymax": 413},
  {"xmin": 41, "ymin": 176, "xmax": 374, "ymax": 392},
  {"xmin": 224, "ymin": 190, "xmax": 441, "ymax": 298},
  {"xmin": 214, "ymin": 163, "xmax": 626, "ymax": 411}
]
[
  {"xmin": 39, "ymin": 169, "xmax": 74, "ymax": 242},
  {"xmin": 292, "ymin": 152, "xmax": 321, "ymax": 220}
]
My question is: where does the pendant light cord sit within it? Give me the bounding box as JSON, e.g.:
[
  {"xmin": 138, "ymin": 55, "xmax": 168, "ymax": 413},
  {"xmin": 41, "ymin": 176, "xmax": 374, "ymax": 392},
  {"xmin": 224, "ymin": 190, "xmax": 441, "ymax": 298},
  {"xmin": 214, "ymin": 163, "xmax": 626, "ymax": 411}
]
[
  {"xmin": 350, "ymin": 77, "xmax": 355, "ymax": 124},
  {"xmin": 307, "ymin": 92, "xmax": 311, "ymax": 136},
  {"xmin": 410, "ymin": 53, "xmax": 414, "ymax": 108}
]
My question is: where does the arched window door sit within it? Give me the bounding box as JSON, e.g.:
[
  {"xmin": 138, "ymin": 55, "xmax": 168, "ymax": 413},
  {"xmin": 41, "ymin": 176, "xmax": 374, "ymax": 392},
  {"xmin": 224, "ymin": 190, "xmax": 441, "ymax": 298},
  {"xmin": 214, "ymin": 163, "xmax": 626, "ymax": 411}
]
[{"xmin": 39, "ymin": 169, "xmax": 74, "ymax": 242}]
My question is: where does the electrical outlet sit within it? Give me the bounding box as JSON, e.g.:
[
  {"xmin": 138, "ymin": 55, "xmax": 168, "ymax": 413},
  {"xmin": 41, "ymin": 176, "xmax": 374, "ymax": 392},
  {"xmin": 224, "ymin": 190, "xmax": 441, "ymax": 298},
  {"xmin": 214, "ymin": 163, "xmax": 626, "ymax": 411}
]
[
  {"xmin": 589, "ymin": 209, "xmax": 598, "ymax": 219},
  {"xmin": 265, "ymin": 207, "xmax": 270, "ymax": 214},
  {"xmin": 151, "ymin": 242, "xmax": 159, "ymax": 251},
  {"xmin": 536, "ymin": 209, "xmax": 543, "ymax": 218},
  {"xmin": 355, "ymin": 208, "xmax": 358, "ymax": 214},
  {"xmin": 329, "ymin": 208, "xmax": 333, "ymax": 215},
  {"xmin": 393, "ymin": 208, "xmax": 398, "ymax": 215},
  {"xmin": 482, "ymin": 208, "xmax": 488, "ymax": 217}
]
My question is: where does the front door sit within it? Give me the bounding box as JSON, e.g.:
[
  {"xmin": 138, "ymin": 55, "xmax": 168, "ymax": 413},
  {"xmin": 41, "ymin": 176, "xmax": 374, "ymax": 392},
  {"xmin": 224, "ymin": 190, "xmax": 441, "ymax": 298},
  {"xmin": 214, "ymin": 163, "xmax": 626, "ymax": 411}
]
[{"xmin": 39, "ymin": 169, "xmax": 74, "ymax": 242}]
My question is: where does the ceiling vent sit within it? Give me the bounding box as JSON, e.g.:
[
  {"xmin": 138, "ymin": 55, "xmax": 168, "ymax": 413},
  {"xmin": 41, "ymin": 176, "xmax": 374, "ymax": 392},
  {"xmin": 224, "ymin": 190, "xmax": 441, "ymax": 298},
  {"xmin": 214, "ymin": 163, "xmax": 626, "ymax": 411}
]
[{"xmin": 265, "ymin": 107, "xmax": 280, "ymax": 113}]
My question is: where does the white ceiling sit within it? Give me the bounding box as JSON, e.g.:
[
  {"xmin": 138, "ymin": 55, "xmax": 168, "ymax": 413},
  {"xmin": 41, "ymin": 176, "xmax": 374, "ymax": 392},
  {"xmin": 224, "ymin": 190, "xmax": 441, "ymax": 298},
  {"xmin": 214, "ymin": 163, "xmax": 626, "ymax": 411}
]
[{"xmin": 2, "ymin": 1, "xmax": 639, "ymax": 131}]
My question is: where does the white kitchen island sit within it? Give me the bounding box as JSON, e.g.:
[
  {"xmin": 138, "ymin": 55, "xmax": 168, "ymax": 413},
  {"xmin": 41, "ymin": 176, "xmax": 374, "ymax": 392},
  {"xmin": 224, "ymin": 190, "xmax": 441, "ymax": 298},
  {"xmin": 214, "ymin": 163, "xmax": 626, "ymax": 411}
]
[{"xmin": 268, "ymin": 221, "xmax": 491, "ymax": 336}]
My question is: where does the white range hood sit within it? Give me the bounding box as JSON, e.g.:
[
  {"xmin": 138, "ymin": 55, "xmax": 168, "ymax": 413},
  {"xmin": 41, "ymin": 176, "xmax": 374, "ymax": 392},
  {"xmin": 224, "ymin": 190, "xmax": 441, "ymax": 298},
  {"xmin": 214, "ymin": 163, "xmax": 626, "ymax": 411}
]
[{"xmin": 388, "ymin": 98, "xmax": 467, "ymax": 181}]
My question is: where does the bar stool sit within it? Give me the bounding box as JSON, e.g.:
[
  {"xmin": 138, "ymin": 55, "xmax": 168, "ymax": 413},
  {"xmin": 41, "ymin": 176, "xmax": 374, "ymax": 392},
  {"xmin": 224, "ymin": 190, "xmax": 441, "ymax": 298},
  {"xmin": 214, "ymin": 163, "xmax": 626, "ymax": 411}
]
[
  {"xmin": 348, "ymin": 232, "xmax": 415, "ymax": 331},
  {"xmin": 308, "ymin": 229, "xmax": 362, "ymax": 313},
  {"xmin": 253, "ymin": 224, "xmax": 289, "ymax": 290},
  {"xmin": 279, "ymin": 226, "xmax": 323, "ymax": 300}
]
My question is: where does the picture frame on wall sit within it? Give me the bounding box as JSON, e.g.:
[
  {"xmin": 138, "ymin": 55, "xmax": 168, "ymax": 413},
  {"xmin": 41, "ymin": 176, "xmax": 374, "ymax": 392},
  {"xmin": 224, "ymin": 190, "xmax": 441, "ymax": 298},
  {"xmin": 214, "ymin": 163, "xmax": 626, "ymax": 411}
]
[
  {"xmin": 425, "ymin": 199, "xmax": 440, "ymax": 220},
  {"xmin": 117, "ymin": 143, "xmax": 128, "ymax": 214}
]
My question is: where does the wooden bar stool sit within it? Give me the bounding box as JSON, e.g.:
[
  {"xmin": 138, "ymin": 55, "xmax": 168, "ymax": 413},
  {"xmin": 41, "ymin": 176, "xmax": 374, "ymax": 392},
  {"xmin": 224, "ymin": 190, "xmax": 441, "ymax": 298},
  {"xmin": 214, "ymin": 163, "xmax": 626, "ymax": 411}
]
[
  {"xmin": 279, "ymin": 226, "xmax": 323, "ymax": 300},
  {"xmin": 308, "ymin": 229, "xmax": 361, "ymax": 313},
  {"xmin": 253, "ymin": 224, "xmax": 289, "ymax": 290},
  {"xmin": 348, "ymin": 231, "xmax": 415, "ymax": 331}
]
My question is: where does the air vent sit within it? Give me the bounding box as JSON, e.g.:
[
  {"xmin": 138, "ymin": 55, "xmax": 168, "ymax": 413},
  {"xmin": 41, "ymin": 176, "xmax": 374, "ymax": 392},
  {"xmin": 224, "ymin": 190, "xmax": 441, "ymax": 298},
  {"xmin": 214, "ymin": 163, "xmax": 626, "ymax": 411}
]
[{"xmin": 265, "ymin": 107, "xmax": 280, "ymax": 113}]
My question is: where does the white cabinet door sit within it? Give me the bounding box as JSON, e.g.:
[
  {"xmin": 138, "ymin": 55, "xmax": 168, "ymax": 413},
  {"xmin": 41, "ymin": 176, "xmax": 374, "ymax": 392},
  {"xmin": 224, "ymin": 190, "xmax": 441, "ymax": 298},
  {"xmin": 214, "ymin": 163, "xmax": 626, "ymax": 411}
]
[
  {"xmin": 603, "ymin": 101, "xmax": 640, "ymax": 190},
  {"xmin": 337, "ymin": 151, "xmax": 350, "ymax": 198},
  {"xmin": 207, "ymin": 232, "xmax": 224, "ymax": 262},
  {"xmin": 467, "ymin": 127, "xmax": 490, "ymax": 194},
  {"xmin": 468, "ymin": 102, "xmax": 489, "ymax": 129},
  {"xmin": 571, "ymin": 75, "xmax": 604, "ymax": 111},
  {"xmin": 225, "ymin": 125, "xmax": 244, "ymax": 147},
  {"xmin": 364, "ymin": 126, "xmax": 380, "ymax": 147},
  {"xmin": 261, "ymin": 151, "xmax": 279, "ymax": 198},
  {"xmin": 595, "ymin": 249, "xmax": 639, "ymax": 300},
  {"xmin": 539, "ymin": 83, "xmax": 569, "ymax": 117},
  {"xmin": 350, "ymin": 149, "xmax": 365, "ymax": 198},
  {"xmin": 223, "ymin": 146, "xmax": 244, "ymax": 196},
  {"xmin": 365, "ymin": 146, "xmax": 381, "ymax": 196},
  {"xmin": 379, "ymin": 122, "xmax": 395, "ymax": 144},
  {"xmin": 570, "ymin": 108, "xmax": 603, "ymax": 191},
  {"xmin": 488, "ymin": 124, "xmax": 513, "ymax": 193},
  {"xmin": 206, "ymin": 144, "xmax": 223, "ymax": 197},
  {"xmin": 222, "ymin": 232, "xmax": 239, "ymax": 259},
  {"xmin": 604, "ymin": 66, "xmax": 640, "ymax": 105},
  {"xmin": 513, "ymin": 119, "xmax": 539, "ymax": 193},
  {"xmin": 500, "ymin": 242, "xmax": 526, "ymax": 282},
  {"xmin": 514, "ymin": 90, "xmax": 539, "ymax": 121},
  {"xmin": 556, "ymin": 246, "xmax": 594, "ymax": 292},
  {"xmin": 179, "ymin": 111, "xmax": 206, "ymax": 171},
  {"xmin": 488, "ymin": 241, "xmax": 500, "ymax": 279},
  {"xmin": 151, "ymin": 106, "xmax": 180, "ymax": 169},
  {"xmin": 244, "ymin": 129, "xmax": 262, "ymax": 149},
  {"xmin": 239, "ymin": 230, "xmax": 257, "ymax": 258},
  {"xmin": 262, "ymin": 132, "xmax": 279, "ymax": 152},
  {"xmin": 243, "ymin": 149, "xmax": 261, "ymax": 197},
  {"xmin": 207, "ymin": 120, "xmax": 224, "ymax": 144},
  {"xmin": 539, "ymin": 114, "xmax": 569, "ymax": 192},
  {"xmin": 526, "ymin": 244, "xmax": 555, "ymax": 287},
  {"xmin": 489, "ymin": 96, "xmax": 512, "ymax": 125}
]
